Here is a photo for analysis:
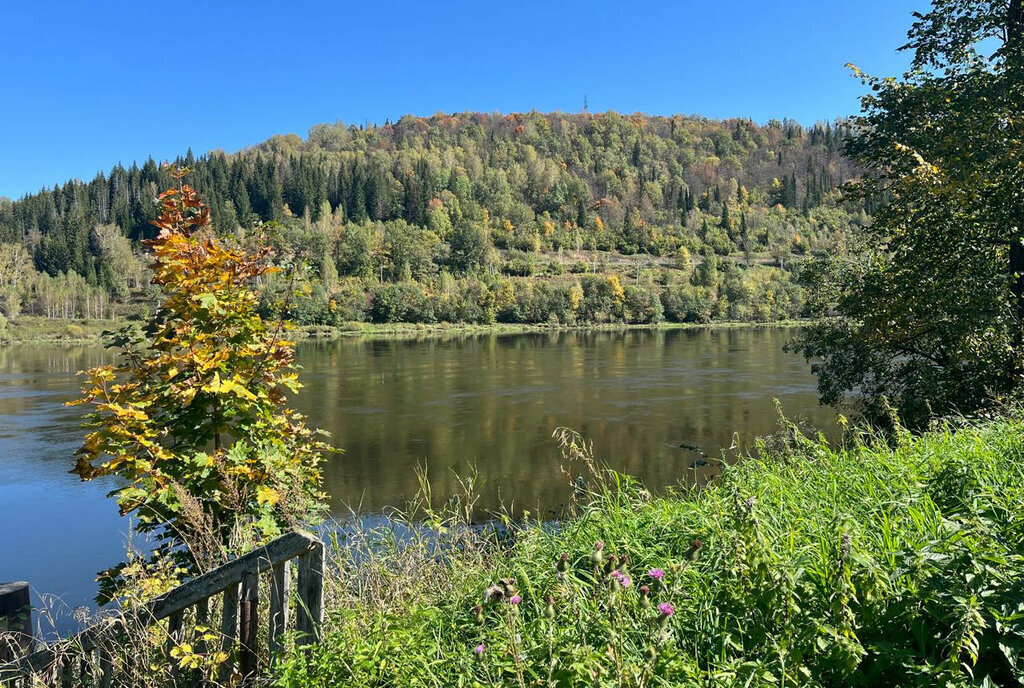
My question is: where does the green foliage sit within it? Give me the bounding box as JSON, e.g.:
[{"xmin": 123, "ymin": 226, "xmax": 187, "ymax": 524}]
[
  {"xmin": 793, "ymin": 0, "xmax": 1024, "ymax": 428},
  {"xmin": 69, "ymin": 170, "xmax": 332, "ymax": 593},
  {"xmin": 275, "ymin": 414, "xmax": 1024, "ymax": 687},
  {"xmin": 370, "ymin": 281, "xmax": 436, "ymax": 323},
  {"xmin": 0, "ymin": 112, "xmax": 861, "ymax": 328}
]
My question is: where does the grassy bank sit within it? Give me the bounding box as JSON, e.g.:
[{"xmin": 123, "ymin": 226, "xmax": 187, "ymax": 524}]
[
  {"xmin": 0, "ymin": 316, "xmax": 131, "ymax": 343},
  {"xmin": 0, "ymin": 314, "xmax": 810, "ymax": 344},
  {"xmin": 277, "ymin": 417, "xmax": 1024, "ymax": 687},
  {"xmin": 297, "ymin": 319, "xmax": 811, "ymax": 340}
]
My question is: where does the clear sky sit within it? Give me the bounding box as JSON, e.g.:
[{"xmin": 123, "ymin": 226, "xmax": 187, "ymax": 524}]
[{"xmin": 0, "ymin": 0, "xmax": 926, "ymax": 200}]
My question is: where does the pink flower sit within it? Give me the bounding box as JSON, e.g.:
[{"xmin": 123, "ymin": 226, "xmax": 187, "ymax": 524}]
[
  {"xmin": 619, "ymin": 575, "xmax": 632, "ymax": 588},
  {"xmin": 658, "ymin": 602, "xmax": 675, "ymax": 616},
  {"xmin": 648, "ymin": 568, "xmax": 665, "ymax": 580},
  {"xmin": 474, "ymin": 644, "xmax": 485, "ymax": 654},
  {"xmin": 610, "ymin": 570, "xmax": 623, "ymax": 581},
  {"xmin": 509, "ymin": 595, "xmax": 522, "ymax": 605}
]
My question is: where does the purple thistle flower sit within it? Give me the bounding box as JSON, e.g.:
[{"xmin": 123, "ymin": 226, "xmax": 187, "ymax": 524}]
[
  {"xmin": 474, "ymin": 644, "xmax": 485, "ymax": 654},
  {"xmin": 509, "ymin": 594, "xmax": 522, "ymax": 605},
  {"xmin": 648, "ymin": 568, "xmax": 665, "ymax": 580},
  {"xmin": 610, "ymin": 570, "xmax": 623, "ymax": 581},
  {"xmin": 658, "ymin": 602, "xmax": 675, "ymax": 617},
  {"xmin": 619, "ymin": 575, "xmax": 632, "ymax": 588}
]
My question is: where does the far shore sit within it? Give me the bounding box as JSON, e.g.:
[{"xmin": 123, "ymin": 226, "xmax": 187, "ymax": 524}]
[{"xmin": 0, "ymin": 315, "xmax": 812, "ymax": 345}]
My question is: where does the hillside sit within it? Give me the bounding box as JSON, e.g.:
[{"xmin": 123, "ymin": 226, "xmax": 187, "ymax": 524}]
[{"xmin": 0, "ymin": 112, "xmax": 864, "ymax": 328}]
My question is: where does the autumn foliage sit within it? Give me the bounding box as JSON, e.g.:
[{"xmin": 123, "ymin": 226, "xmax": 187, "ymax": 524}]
[{"xmin": 70, "ymin": 167, "xmax": 331, "ymax": 579}]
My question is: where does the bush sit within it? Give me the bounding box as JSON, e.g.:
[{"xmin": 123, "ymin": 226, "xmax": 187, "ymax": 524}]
[
  {"xmin": 579, "ymin": 274, "xmax": 625, "ymax": 323},
  {"xmin": 69, "ymin": 172, "xmax": 331, "ymax": 598},
  {"xmin": 661, "ymin": 284, "xmax": 712, "ymax": 323},
  {"xmin": 623, "ymin": 285, "xmax": 664, "ymax": 324},
  {"xmin": 370, "ymin": 281, "xmax": 436, "ymax": 323}
]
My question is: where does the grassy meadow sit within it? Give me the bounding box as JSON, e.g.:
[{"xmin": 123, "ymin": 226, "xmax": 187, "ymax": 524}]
[{"xmin": 275, "ymin": 416, "xmax": 1024, "ymax": 687}]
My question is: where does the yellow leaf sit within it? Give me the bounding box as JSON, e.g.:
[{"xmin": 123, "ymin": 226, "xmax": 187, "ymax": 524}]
[{"xmin": 256, "ymin": 486, "xmax": 281, "ymax": 506}]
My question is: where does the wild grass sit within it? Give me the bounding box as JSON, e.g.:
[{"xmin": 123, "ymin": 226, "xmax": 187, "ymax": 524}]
[{"xmin": 276, "ymin": 415, "xmax": 1024, "ymax": 687}]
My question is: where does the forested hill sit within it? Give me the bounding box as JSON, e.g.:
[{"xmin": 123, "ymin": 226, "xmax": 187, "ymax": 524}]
[{"xmin": 0, "ymin": 112, "xmax": 866, "ymax": 328}]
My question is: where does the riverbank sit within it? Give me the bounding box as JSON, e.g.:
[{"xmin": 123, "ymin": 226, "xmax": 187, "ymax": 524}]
[
  {"xmin": 0, "ymin": 315, "xmax": 812, "ymax": 344},
  {"xmin": 0, "ymin": 316, "xmax": 130, "ymax": 344},
  {"xmin": 277, "ymin": 414, "xmax": 1024, "ymax": 687}
]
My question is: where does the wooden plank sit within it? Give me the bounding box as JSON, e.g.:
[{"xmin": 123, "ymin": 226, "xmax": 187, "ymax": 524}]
[
  {"xmin": 0, "ymin": 618, "xmax": 123, "ymax": 681},
  {"xmin": 79, "ymin": 654, "xmax": 90, "ymax": 687},
  {"xmin": 0, "ymin": 528, "xmax": 323, "ymax": 679},
  {"xmin": 58, "ymin": 658, "xmax": 72, "ymax": 688},
  {"xmin": 147, "ymin": 530, "xmax": 320, "ymax": 621},
  {"xmin": 238, "ymin": 571, "xmax": 259, "ymax": 680},
  {"xmin": 194, "ymin": 597, "xmax": 210, "ymax": 656},
  {"xmin": 0, "ymin": 531, "xmax": 323, "ymax": 680},
  {"xmin": 98, "ymin": 649, "xmax": 112, "ymax": 688},
  {"xmin": 0, "ymin": 582, "xmax": 32, "ymax": 663},
  {"xmin": 216, "ymin": 583, "xmax": 239, "ymax": 686},
  {"xmin": 166, "ymin": 611, "xmax": 183, "ymax": 683},
  {"xmin": 189, "ymin": 598, "xmax": 210, "ymax": 688},
  {"xmin": 268, "ymin": 563, "xmax": 290, "ymax": 657},
  {"xmin": 295, "ymin": 545, "xmax": 324, "ymax": 644}
]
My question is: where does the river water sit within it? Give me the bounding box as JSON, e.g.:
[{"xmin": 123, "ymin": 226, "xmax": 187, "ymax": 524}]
[{"xmin": 0, "ymin": 327, "xmax": 835, "ymax": 634}]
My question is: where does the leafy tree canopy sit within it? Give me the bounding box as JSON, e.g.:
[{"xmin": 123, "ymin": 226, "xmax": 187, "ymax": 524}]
[
  {"xmin": 70, "ymin": 168, "xmax": 332, "ymax": 595},
  {"xmin": 793, "ymin": 0, "xmax": 1024, "ymax": 427}
]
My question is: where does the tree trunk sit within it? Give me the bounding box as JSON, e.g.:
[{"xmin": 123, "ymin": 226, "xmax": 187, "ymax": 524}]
[{"xmin": 1007, "ymin": 2, "xmax": 1024, "ymax": 374}]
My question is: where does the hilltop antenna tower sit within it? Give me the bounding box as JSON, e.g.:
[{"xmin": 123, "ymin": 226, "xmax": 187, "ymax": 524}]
[{"xmin": 583, "ymin": 94, "xmax": 589, "ymax": 113}]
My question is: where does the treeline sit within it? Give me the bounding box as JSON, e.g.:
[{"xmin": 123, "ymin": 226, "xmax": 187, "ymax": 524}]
[{"xmin": 0, "ymin": 111, "xmax": 865, "ymax": 326}]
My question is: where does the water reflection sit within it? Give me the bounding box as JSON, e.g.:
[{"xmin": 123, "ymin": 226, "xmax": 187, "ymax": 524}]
[
  {"xmin": 298, "ymin": 328, "xmax": 837, "ymax": 516},
  {"xmin": 0, "ymin": 327, "xmax": 836, "ymax": 633}
]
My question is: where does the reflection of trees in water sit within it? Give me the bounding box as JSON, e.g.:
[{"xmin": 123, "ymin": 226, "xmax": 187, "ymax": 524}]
[
  {"xmin": 294, "ymin": 328, "xmax": 836, "ymax": 516},
  {"xmin": 3, "ymin": 333, "xmax": 835, "ymax": 516}
]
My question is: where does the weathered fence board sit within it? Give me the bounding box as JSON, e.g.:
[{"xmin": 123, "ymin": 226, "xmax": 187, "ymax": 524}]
[
  {"xmin": 268, "ymin": 563, "xmax": 290, "ymax": 656},
  {"xmin": 217, "ymin": 582, "xmax": 239, "ymax": 686},
  {"xmin": 296, "ymin": 547, "xmax": 324, "ymax": 644},
  {"xmin": 0, "ymin": 582, "xmax": 32, "ymax": 663},
  {"xmin": 239, "ymin": 570, "xmax": 259, "ymax": 679},
  {"xmin": 0, "ymin": 530, "xmax": 325, "ymax": 686}
]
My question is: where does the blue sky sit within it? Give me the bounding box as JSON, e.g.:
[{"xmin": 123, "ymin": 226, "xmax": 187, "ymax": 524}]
[{"xmin": 0, "ymin": 0, "xmax": 925, "ymax": 199}]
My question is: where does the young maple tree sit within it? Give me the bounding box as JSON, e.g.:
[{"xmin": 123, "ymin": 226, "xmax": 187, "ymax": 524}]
[{"xmin": 71, "ymin": 167, "xmax": 332, "ymax": 577}]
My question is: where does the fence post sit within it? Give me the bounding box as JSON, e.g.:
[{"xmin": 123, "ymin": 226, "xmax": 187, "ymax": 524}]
[
  {"xmin": 0, "ymin": 583, "xmax": 32, "ymax": 663},
  {"xmin": 239, "ymin": 571, "xmax": 259, "ymax": 680},
  {"xmin": 217, "ymin": 583, "xmax": 239, "ymax": 685},
  {"xmin": 296, "ymin": 545, "xmax": 324, "ymax": 645},
  {"xmin": 268, "ymin": 563, "xmax": 290, "ymax": 657},
  {"xmin": 166, "ymin": 611, "xmax": 183, "ymax": 683}
]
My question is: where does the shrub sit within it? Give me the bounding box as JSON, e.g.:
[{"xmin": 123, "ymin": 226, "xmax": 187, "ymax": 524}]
[
  {"xmin": 69, "ymin": 169, "xmax": 332, "ymax": 595},
  {"xmin": 661, "ymin": 284, "xmax": 712, "ymax": 323},
  {"xmin": 623, "ymin": 285, "xmax": 664, "ymax": 324},
  {"xmin": 369, "ymin": 281, "xmax": 436, "ymax": 323}
]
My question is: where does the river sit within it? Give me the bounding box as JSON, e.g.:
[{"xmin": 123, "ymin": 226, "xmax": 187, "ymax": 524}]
[{"xmin": 0, "ymin": 327, "xmax": 835, "ymax": 635}]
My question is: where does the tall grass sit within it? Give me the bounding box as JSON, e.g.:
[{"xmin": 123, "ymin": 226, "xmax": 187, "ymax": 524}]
[{"xmin": 276, "ymin": 415, "xmax": 1024, "ymax": 687}]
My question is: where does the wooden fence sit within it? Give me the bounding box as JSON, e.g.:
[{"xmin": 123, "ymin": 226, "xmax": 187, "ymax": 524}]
[{"xmin": 0, "ymin": 530, "xmax": 324, "ymax": 686}]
